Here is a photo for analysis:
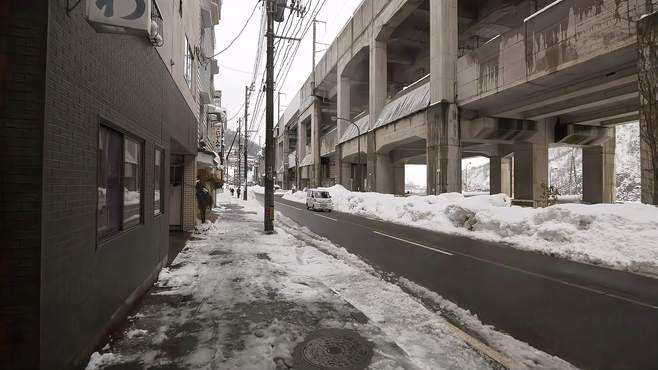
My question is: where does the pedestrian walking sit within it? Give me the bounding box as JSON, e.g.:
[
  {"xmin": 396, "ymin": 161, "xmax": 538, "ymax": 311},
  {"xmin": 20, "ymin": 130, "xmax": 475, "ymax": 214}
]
[
  {"xmin": 230, "ymin": 187, "xmax": 234, "ymax": 196},
  {"xmin": 196, "ymin": 180, "xmax": 213, "ymax": 223},
  {"xmin": 236, "ymin": 187, "xmax": 241, "ymax": 199}
]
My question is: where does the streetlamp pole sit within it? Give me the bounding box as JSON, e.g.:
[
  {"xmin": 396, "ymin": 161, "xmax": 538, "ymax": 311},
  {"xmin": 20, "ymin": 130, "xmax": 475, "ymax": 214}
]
[{"xmin": 333, "ymin": 117, "xmax": 361, "ymax": 192}]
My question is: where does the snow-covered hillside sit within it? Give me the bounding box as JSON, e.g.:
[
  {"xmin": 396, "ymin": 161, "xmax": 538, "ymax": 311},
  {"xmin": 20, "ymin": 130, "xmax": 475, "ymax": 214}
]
[{"xmin": 461, "ymin": 122, "xmax": 641, "ymax": 202}]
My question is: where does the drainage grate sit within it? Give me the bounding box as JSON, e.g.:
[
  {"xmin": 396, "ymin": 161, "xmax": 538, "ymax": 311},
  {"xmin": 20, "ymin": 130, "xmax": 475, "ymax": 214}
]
[{"xmin": 292, "ymin": 329, "xmax": 373, "ymax": 370}]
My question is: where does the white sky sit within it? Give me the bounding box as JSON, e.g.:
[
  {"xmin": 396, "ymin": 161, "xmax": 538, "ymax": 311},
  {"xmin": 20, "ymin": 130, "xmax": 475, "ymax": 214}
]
[{"xmin": 214, "ymin": 0, "xmax": 362, "ymax": 142}]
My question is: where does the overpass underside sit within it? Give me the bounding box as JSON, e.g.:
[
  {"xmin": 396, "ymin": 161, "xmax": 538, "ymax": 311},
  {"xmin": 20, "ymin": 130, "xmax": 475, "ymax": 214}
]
[{"xmin": 278, "ymin": 0, "xmax": 658, "ymax": 205}]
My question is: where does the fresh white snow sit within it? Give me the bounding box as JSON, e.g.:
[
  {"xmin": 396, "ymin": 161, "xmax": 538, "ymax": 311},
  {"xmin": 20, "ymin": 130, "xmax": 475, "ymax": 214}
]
[
  {"xmin": 283, "ymin": 185, "xmax": 658, "ymax": 276},
  {"xmin": 85, "ymin": 191, "xmax": 577, "ymax": 370}
]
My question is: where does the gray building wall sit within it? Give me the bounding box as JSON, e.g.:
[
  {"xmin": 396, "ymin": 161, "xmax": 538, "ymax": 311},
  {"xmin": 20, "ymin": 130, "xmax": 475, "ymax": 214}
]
[
  {"xmin": 3, "ymin": 0, "xmax": 201, "ymax": 369},
  {"xmin": 0, "ymin": 0, "xmax": 48, "ymax": 368}
]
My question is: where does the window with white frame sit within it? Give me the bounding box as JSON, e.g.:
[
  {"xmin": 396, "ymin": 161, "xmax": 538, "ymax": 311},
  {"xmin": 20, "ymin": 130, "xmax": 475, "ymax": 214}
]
[{"xmin": 184, "ymin": 36, "xmax": 193, "ymax": 88}]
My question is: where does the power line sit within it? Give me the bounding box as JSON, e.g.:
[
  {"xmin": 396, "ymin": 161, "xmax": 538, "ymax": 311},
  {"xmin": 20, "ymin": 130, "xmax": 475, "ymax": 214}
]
[
  {"xmin": 212, "ymin": 1, "xmax": 261, "ymax": 57},
  {"xmin": 250, "ymin": 0, "xmax": 326, "ymax": 142}
]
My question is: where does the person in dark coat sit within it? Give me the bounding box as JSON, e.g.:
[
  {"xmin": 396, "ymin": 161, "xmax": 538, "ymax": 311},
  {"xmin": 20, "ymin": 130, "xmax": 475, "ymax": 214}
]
[
  {"xmin": 230, "ymin": 187, "xmax": 234, "ymax": 196},
  {"xmin": 196, "ymin": 180, "xmax": 213, "ymax": 223},
  {"xmin": 236, "ymin": 187, "xmax": 241, "ymax": 199}
]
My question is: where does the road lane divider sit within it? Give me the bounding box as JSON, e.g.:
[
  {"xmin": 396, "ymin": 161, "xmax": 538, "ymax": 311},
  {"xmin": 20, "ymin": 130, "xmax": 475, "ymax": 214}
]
[
  {"xmin": 373, "ymin": 231, "xmax": 453, "ymax": 256},
  {"xmin": 314, "ymin": 213, "xmax": 338, "ymax": 221}
]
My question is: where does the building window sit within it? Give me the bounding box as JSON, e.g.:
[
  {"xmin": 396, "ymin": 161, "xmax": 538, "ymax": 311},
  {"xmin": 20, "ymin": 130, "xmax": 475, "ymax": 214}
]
[
  {"xmin": 97, "ymin": 125, "xmax": 144, "ymax": 241},
  {"xmin": 184, "ymin": 36, "xmax": 193, "ymax": 88},
  {"xmin": 98, "ymin": 126, "xmax": 123, "ymax": 240},
  {"xmin": 154, "ymin": 148, "xmax": 164, "ymax": 215},
  {"xmin": 123, "ymin": 137, "xmax": 143, "ymax": 228}
]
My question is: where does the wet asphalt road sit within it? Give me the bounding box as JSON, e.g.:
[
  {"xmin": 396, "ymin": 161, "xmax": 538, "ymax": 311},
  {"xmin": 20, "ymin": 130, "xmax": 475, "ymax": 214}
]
[{"xmin": 253, "ymin": 193, "xmax": 658, "ymax": 370}]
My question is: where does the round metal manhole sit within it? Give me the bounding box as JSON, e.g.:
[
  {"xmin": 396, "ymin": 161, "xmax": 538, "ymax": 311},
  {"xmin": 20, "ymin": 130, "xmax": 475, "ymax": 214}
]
[{"xmin": 292, "ymin": 329, "xmax": 373, "ymax": 370}]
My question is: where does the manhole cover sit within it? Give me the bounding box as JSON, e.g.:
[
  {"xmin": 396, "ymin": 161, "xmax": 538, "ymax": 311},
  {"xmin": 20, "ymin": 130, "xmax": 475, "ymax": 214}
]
[{"xmin": 292, "ymin": 329, "xmax": 373, "ymax": 370}]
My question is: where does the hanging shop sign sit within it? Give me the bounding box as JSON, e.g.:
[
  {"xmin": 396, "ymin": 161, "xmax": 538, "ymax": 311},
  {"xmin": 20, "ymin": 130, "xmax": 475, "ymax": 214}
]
[{"xmin": 86, "ymin": 0, "xmax": 152, "ymax": 35}]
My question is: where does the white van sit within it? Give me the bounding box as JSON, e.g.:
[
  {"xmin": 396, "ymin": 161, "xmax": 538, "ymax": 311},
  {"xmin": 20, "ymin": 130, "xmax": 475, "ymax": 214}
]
[{"xmin": 306, "ymin": 189, "xmax": 333, "ymax": 212}]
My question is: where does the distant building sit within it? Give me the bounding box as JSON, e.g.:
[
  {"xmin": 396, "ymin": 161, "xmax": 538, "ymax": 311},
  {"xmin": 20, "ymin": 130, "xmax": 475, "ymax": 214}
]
[{"xmin": 0, "ymin": 0, "xmax": 222, "ymax": 369}]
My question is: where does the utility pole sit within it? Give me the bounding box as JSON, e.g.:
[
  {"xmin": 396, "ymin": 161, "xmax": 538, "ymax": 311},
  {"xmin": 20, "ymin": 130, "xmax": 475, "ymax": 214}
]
[
  {"xmin": 237, "ymin": 119, "xmax": 242, "ymax": 188},
  {"xmin": 244, "ymin": 85, "xmax": 250, "ymax": 201},
  {"xmin": 264, "ymin": 0, "xmax": 275, "ymax": 233}
]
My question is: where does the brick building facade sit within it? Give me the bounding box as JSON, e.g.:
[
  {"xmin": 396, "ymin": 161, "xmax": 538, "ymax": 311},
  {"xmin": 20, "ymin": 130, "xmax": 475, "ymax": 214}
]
[{"xmin": 0, "ymin": 0, "xmax": 222, "ymax": 369}]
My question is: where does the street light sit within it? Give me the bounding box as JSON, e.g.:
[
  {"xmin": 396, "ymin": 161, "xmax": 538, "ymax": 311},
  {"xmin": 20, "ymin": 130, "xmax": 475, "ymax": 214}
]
[{"xmin": 332, "ymin": 116, "xmax": 362, "ymax": 192}]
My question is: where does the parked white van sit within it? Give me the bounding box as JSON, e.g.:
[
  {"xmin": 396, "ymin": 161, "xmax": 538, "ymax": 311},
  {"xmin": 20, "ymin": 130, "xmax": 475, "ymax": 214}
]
[{"xmin": 306, "ymin": 189, "xmax": 333, "ymax": 211}]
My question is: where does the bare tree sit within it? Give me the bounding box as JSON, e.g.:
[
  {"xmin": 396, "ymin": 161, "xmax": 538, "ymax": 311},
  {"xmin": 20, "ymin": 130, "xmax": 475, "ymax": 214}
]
[{"xmin": 638, "ymin": 13, "xmax": 658, "ymax": 205}]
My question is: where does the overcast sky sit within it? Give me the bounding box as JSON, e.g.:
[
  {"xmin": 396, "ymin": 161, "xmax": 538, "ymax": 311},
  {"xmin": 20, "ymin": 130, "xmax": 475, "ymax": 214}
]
[{"xmin": 214, "ymin": 0, "xmax": 362, "ymax": 143}]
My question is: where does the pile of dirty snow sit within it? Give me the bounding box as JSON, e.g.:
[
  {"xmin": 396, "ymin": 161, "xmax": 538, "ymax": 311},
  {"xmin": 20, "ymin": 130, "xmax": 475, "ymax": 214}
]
[{"xmin": 283, "ymin": 185, "xmax": 658, "ymax": 275}]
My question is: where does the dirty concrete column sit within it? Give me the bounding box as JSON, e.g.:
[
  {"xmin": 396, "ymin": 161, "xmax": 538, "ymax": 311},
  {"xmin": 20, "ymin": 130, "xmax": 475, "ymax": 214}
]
[
  {"xmin": 490, "ymin": 156, "xmax": 512, "ymax": 196},
  {"xmin": 311, "ymin": 100, "xmax": 322, "ymax": 187},
  {"xmin": 583, "ymin": 129, "xmax": 616, "ymax": 204},
  {"xmin": 366, "ymin": 132, "xmax": 377, "ymax": 192},
  {"xmin": 638, "ymin": 12, "xmax": 658, "ymax": 205},
  {"xmin": 336, "ymin": 145, "xmax": 351, "ymax": 188},
  {"xmin": 297, "ymin": 119, "xmax": 306, "ymax": 189},
  {"xmin": 426, "ymin": 0, "xmax": 460, "ymax": 195},
  {"xmin": 429, "ymin": 0, "xmax": 457, "ymax": 104},
  {"xmin": 513, "ymin": 143, "xmax": 549, "ymax": 206},
  {"xmin": 394, "ymin": 163, "xmax": 406, "ymax": 195},
  {"xmin": 369, "ymin": 39, "xmax": 387, "ymax": 129},
  {"xmin": 375, "ymin": 152, "xmax": 395, "ymax": 194},
  {"xmin": 367, "ymin": 39, "xmax": 387, "ymax": 192},
  {"xmin": 426, "ymin": 102, "xmax": 462, "ymax": 194},
  {"xmin": 337, "ymin": 75, "xmax": 351, "ymax": 137}
]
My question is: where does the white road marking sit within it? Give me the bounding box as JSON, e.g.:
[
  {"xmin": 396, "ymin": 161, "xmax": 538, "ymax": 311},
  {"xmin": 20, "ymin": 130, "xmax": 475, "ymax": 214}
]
[
  {"xmin": 276, "ymin": 202, "xmax": 303, "ymax": 210},
  {"xmin": 314, "ymin": 213, "xmax": 338, "ymax": 221},
  {"xmin": 373, "ymin": 231, "xmax": 453, "ymax": 256}
]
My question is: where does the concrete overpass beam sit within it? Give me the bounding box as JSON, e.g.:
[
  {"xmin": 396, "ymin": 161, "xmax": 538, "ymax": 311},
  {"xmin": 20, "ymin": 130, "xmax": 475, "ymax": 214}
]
[
  {"xmin": 638, "ymin": 12, "xmax": 658, "ymax": 205},
  {"xmin": 490, "ymin": 156, "xmax": 512, "ymax": 196},
  {"xmin": 582, "ymin": 130, "xmax": 616, "ymax": 204},
  {"xmin": 430, "ymin": 0, "xmax": 458, "ymax": 104},
  {"xmin": 427, "ymin": 102, "xmax": 462, "ymax": 194}
]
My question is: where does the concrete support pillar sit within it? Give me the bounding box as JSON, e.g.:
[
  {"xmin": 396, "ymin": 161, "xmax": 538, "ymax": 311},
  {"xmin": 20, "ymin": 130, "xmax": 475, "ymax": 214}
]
[
  {"xmin": 366, "ymin": 132, "xmax": 376, "ymax": 192},
  {"xmin": 394, "ymin": 163, "xmax": 405, "ymax": 195},
  {"xmin": 427, "ymin": 102, "xmax": 461, "ymax": 194},
  {"xmin": 513, "ymin": 143, "xmax": 549, "ymax": 206},
  {"xmin": 583, "ymin": 129, "xmax": 616, "ymax": 204},
  {"xmin": 429, "ymin": 0, "xmax": 458, "ymax": 104},
  {"xmin": 490, "ymin": 156, "xmax": 512, "ymax": 196},
  {"xmin": 369, "ymin": 39, "xmax": 387, "ymax": 128},
  {"xmin": 336, "ymin": 146, "xmax": 351, "ymax": 188},
  {"xmin": 337, "ymin": 75, "xmax": 351, "ymax": 137},
  {"xmin": 375, "ymin": 152, "xmax": 395, "ymax": 194},
  {"xmin": 311, "ymin": 100, "xmax": 321, "ymax": 187},
  {"xmin": 638, "ymin": 12, "xmax": 658, "ymax": 204}
]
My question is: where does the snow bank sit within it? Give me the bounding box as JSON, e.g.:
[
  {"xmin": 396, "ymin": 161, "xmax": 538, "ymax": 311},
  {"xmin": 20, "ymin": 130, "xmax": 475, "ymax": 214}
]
[{"xmin": 283, "ymin": 185, "xmax": 658, "ymax": 274}]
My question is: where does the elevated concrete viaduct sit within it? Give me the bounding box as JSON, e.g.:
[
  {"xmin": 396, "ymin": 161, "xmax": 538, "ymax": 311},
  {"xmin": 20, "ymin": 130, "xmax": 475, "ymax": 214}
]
[{"xmin": 274, "ymin": 0, "xmax": 658, "ymax": 205}]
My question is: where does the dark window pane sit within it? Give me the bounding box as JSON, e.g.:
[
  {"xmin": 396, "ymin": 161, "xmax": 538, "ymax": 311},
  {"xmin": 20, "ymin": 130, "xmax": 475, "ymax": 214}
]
[
  {"xmin": 124, "ymin": 137, "xmax": 142, "ymax": 228},
  {"xmin": 98, "ymin": 126, "xmax": 122, "ymax": 240},
  {"xmin": 154, "ymin": 149, "xmax": 163, "ymax": 215}
]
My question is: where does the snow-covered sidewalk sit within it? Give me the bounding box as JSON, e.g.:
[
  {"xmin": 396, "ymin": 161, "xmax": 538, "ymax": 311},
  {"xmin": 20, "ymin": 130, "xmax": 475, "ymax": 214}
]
[
  {"xmin": 85, "ymin": 192, "xmax": 576, "ymax": 370},
  {"xmin": 283, "ymin": 186, "xmax": 658, "ymax": 276}
]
